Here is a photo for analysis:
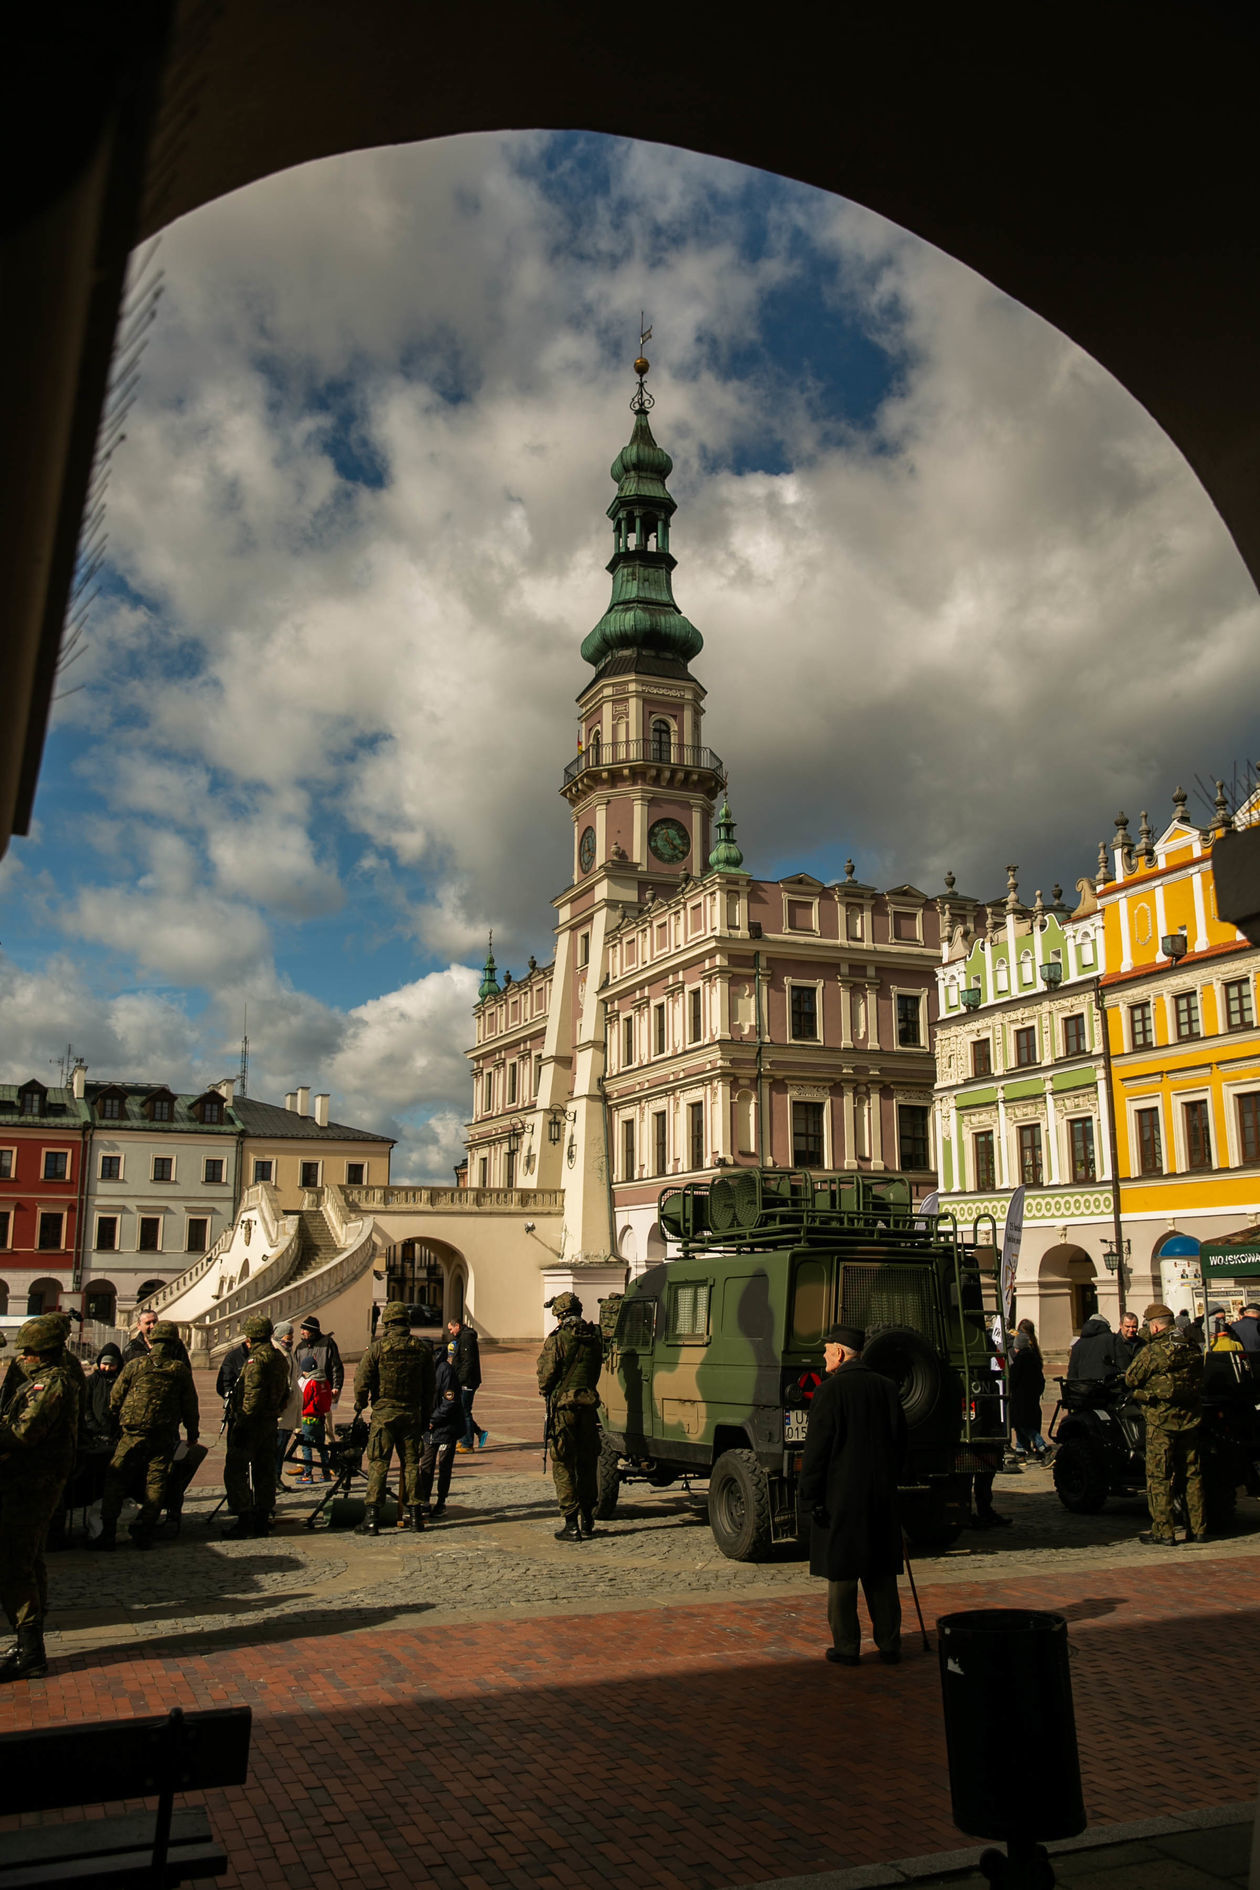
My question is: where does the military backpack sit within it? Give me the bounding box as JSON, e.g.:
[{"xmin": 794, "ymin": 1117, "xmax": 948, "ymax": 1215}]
[
  {"xmin": 553, "ymin": 1320, "xmax": 603, "ymax": 1406},
  {"xmin": 119, "ymin": 1357, "xmax": 186, "ymax": 1432},
  {"xmin": 377, "ymin": 1334, "xmax": 432, "ymax": 1408}
]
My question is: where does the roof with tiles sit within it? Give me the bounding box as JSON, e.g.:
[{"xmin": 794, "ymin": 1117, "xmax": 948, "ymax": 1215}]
[
  {"xmin": 233, "ymin": 1096, "xmax": 394, "ymax": 1145},
  {"xmin": 0, "ymin": 1081, "xmax": 90, "ymax": 1125},
  {"xmin": 83, "ymin": 1079, "xmax": 240, "ymax": 1135}
]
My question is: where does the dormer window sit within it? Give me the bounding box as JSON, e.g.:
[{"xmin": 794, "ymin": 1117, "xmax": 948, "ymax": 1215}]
[
  {"xmin": 99, "ymin": 1095, "xmax": 123, "ymax": 1120},
  {"xmin": 152, "ymin": 1097, "xmax": 172, "ymax": 1122},
  {"xmin": 19, "ymin": 1089, "xmax": 41, "ymax": 1116},
  {"xmin": 202, "ymin": 1098, "xmax": 223, "ymax": 1124}
]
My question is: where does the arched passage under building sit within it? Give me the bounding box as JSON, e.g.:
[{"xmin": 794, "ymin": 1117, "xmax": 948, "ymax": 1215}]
[
  {"xmin": 24, "ymin": 1276, "xmax": 63, "ymax": 1316},
  {"xmin": 382, "ymin": 1236, "xmax": 466, "ymax": 1326},
  {"xmin": 1036, "ymin": 1243, "xmax": 1100, "ymax": 1353},
  {"xmin": 5, "ymin": 9, "xmax": 1260, "ymax": 857}
]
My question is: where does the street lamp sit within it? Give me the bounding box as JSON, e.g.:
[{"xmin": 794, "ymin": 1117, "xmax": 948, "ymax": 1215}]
[
  {"xmin": 960, "ymin": 985, "xmax": 982, "ymax": 1010},
  {"xmin": 506, "ymin": 1118, "xmax": 525, "ymax": 1155},
  {"xmin": 1101, "ymin": 1238, "xmax": 1131, "ymax": 1273},
  {"xmin": 1040, "ymin": 960, "xmax": 1063, "ymax": 988},
  {"xmin": 1160, "ymin": 930, "xmax": 1188, "ymax": 960}
]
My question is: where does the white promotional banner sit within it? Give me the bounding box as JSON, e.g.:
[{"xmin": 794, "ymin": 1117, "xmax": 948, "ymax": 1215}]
[{"xmin": 1000, "ymin": 1186, "xmax": 1026, "ymax": 1326}]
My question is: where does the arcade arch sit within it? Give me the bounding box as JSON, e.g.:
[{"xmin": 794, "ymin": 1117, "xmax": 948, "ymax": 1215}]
[
  {"xmin": 84, "ymin": 1280, "xmax": 117, "ymax": 1324},
  {"xmin": 24, "ymin": 1276, "xmax": 63, "ymax": 1316},
  {"xmin": 1036, "ymin": 1243, "xmax": 1099, "ymax": 1352},
  {"xmin": 383, "ymin": 1236, "xmax": 464, "ymax": 1324}
]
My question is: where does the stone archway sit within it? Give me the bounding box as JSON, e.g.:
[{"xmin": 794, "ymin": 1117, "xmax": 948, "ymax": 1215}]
[
  {"xmin": 384, "ymin": 1235, "xmax": 466, "ymax": 1326},
  {"xmin": 24, "ymin": 1276, "xmax": 63, "ymax": 1316},
  {"xmin": 1036, "ymin": 1243, "xmax": 1100, "ymax": 1352}
]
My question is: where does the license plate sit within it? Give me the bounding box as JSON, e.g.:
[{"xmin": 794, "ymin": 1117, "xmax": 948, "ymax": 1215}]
[{"xmin": 784, "ymin": 1408, "xmax": 810, "ymax": 1445}]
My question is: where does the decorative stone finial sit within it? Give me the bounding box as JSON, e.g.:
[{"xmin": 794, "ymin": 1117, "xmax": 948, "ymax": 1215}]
[
  {"xmin": 1033, "ymin": 888, "xmax": 1046, "ymax": 921},
  {"xmin": 944, "ymin": 870, "xmax": 956, "ymax": 894},
  {"xmin": 1172, "ymin": 784, "xmax": 1189, "ymax": 823},
  {"xmin": 1051, "ymin": 883, "xmax": 1063, "ymax": 906},
  {"xmin": 528, "ymin": 954, "xmax": 538, "ymax": 972},
  {"xmin": 708, "ymin": 799, "xmax": 745, "ymax": 874},
  {"xmin": 844, "ymin": 859, "xmax": 856, "ymax": 882},
  {"xmin": 1005, "ymin": 864, "xmax": 1020, "ymax": 912},
  {"xmin": 1096, "ymin": 839, "xmax": 1111, "ymax": 884},
  {"xmin": 1138, "ymin": 810, "xmax": 1155, "ymax": 864},
  {"xmin": 1214, "ymin": 779, "xmax": 1232, "ymax": 834}
]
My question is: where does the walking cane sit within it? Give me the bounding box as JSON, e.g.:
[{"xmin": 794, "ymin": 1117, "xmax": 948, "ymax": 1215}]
[{"xmin": 902, "ymin": 1531, "xmax": 931, "ymax": 1653}]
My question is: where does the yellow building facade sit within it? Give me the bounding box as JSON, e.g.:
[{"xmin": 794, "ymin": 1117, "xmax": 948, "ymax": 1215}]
[{"xmin": 1098, "ymin": 794, "xmax": 1260, "ymax": 1314}]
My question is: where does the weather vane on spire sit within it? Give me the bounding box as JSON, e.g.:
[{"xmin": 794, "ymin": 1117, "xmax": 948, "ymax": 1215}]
[{"xmin": 632, "ymin": 312, "xmax": 654, "ymax": 413}]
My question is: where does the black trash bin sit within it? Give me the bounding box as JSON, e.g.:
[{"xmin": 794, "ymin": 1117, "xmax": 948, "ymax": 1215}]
[{"xmin": 938, "ymin": 1609, "xmax": 1086, "ymax": 1843}]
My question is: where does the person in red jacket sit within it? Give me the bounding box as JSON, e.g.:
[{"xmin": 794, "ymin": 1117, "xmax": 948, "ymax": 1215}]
[{"xmin": 294, "ymin": 1352, "xmax": 333, "ymax": 1483}]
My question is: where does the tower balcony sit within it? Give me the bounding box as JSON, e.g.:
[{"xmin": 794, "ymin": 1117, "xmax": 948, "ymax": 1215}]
[{"xmin": 561, "ymin": 739, "xmax": 725, "ymax": 797}]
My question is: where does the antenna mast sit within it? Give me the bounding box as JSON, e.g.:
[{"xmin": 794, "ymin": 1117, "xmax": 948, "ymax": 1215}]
[{"xmin": 238, "ymin": 1005, "xmax": 249, "ymax": 1098}]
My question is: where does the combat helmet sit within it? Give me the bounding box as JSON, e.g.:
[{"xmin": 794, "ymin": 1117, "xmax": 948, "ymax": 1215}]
[
  {"xmin": 546, "ymin": 1291, "xmax": 583, "ymax": 1319},
  {"xmin": 381, "ymin": 1301, "xmax": 411, "ymax": 1327},
  {"xmin": 17, "ymin": 1316, "xmax": 64, "ymax": 1355},
  {"xmin": 151, "ymin": 1321, "xmax": 181, "ymax": 1346},
  {"xmin": 243, "ymin": 1314, "xmax": 274, "ymax": 1342}
]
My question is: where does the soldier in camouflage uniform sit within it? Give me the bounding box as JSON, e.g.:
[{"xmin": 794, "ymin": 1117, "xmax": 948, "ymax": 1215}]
[
  {"xmin": 353, "ymin": 1302, "xmax": 436, "ymax": 1535},
  {"xmin": 0, "ymin": 1316, "xmax": 81, "ymax": 1682},
  {"xmin": 1125, "ymin": 1300, "xmax": 1206, "ymax": 1545},
  {"xmin": 222, "ymin": 1314, "xmax": 292, "ymax": 1538},
  {"xmin": 537, "ymin": 1291, "xmax": 603, "ymax": 1542},
  {"xmin": 93, "ymin": 1321, "xmax": 199, "ymax": 1550}
]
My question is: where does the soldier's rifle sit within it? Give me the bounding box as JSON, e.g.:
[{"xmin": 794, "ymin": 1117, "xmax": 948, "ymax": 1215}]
[{"xmin": 542, "ymin": 1394, "xmax": 554, "ymax": 1475}]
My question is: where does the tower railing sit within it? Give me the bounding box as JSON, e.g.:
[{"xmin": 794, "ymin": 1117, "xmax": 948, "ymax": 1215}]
[{"xmin": 562, "ymin": 740, "xmax": 724, "ymax": 786}]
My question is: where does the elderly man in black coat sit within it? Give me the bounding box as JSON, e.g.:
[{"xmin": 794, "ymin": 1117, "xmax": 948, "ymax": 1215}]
[{"xmin": 799, "ymin": 1323, "xmax": 908, "ymax": 1668}]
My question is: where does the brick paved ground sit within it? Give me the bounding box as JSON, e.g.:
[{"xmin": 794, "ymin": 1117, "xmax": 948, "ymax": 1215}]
[{"xmin": 3, "ymin": 1545, "xmax": 1258, "ymax": 1890}]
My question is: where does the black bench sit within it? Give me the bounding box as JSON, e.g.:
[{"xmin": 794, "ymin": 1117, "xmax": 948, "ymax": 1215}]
[{"xmin": 0, "ymin": 1704, "xmax": 251, "ymax": 1889}]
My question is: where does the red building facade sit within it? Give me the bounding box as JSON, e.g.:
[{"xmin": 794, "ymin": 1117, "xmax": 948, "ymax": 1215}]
[{"xmin": 0, "ymin": 1078, "xmax": 90, "ymax": 1318}]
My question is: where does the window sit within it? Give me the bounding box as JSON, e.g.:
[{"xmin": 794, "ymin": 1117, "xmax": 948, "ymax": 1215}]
[
  {"xmin": 99, "ymin": 1154, "xmax": 121, "ymax": 1181},
  {"xmin": 669, "ymin": 1281, "xmax": 710, "ymax": 1339},
  {"xmin": 846, "ymin": 907, "xmax": 863, "ymax": 941},
  {"xmin": 1017, "ymin": 1123, "xmax": 1043, "ymax": 1186},
  {"xmin": 151, "ymin": 1156, "xmax": 173, "ymax": 1182},
  {"xmin": 688, "ymin": 1101, "xmax": 704, "ymax": 1171},
  {"xmin": 152, "ymin": 1097, "xmax": 173, "ymax": 1122},
  {"xmin": 37, "ymin": 1211, "xmax": 63, "ymax": 1250},
  {"xmin": 792, "ymin": 1100, "xmax": 824, "ymax": 1168},
  {"xmin": 138, "ymin": 1217, "xmax": 162, "ymax": 1252},
  {"xmin": 623, "ymin": 1017, "xmax": 634, "ymax": 1064},
  {"xmin": 0, "ymin": 1149, "xmax": 13, "ymax": 1181},
  {"xmin": 1014, "ymin": 1025, "xmax": 1039, "ymax": 1067},
  {"xmin": 1175, "ymin": 991, "xmax": 1201, "ymax": 1040},
  {"xmin": 186, "ymin": 1217, "xmax": 209, "ymax": 1253},
  {"xmin": 534, "ymin": 1054, "xmax": 542, "ymax": 1091},
  {"xmin": 787, "ymin": 899, "xmax": 816, "ymax": 931},
  {"xmin": 588, "ymin": 729, "xmax": 601, "ymax": 763},
  {"xmin": 578, "ymin": 932, "xmax": 590, "ymax": 968},
  {"xmin": 893, "ymin": 908, "xmax": 921, "ymax": 942},
  {"xmin": 1130, "ymin": 1000, "xmax": 1154, "ymax": 1049},
  {"xmin": 1183, "ymin": 1099, "xmax": 1212, "ymax": 1170},
  {"xmin": 300, "ymin": 1161, "xmax": 321, "ymax": 1189},
  {"xmin": 790, "ymin": 985, "xmax": 819, "ymax": 1041},
  {"xmin": 252, "ymin": 1159, "xmax": 273, "ymax": 1184},
  {"xmin": 896, "ymin": 993, "xmax": 922, "ymax": 1047},
  {"xmin": 20, "ymin": 1090, "xmax": 40, "ymax": 1116},
  {"xmin": 346, "ymin": 1162, "xmax": 365, "ymax": 1186},
  {"xmin": 478, "ymin": 1157, "xmax": 488, "ymax": 1188},
  {"xmin": 1062, "ymin": 1013, "xmax": 1086, "ymax": 1057},
  {"xmin": 0, "ymin": 1210, "xmax": 9, "ymax": 1248},
  {"xmin": 1019, "ymin": 951, "xmax": 1034, "ymax": 987},
  {"xmin": 203, "ymin": 1157, "xmax": 224, "ymax": 1185},
  {"xmin": 653, "ymin": 1111, "xmax": 667, "ymax": 1176},
  {"xmin": 689, "ymin": 987, "xmax": 702, "ymax": 1043},
  {"xmin": 507, "ymin": 1061, "xmax": 517, "ymax": 1105},
  {"xmin": 1068, "ymin": 1117, "xmax": 1096, "ymax": 1183},
  {"xmin": 42, "ymin": 1150, "xmax": 68, "ymax": 1181},
  {"xmin": 971, "ymin": 1038, "xmax": 992, "ymax": 1078},
  {"xmin": 650, "ymin": 718, "xmax": 672, "ymax": 760},
  {"xmin": 1224, "ymin": 979, "xmax": 1255, "ymax": 1031},
  {"xmin": 95, "ymin": 1216, "xmax": 118, "ymax": 1252},
  {"xmin": 1136, "ymin": 1107, "xmax": 1163, "ymax": 1176},
  {"xmin": 654, "ymin": 1004, "xmax": 666, "ymax": 1056},
  {"xmin": 202, "ymin": 1098, "xmax": 223, "ymax": 1123},
  {"xmin": 1239, "ymin": 1093, "xmax": 1260, "ymax": 1166},
  {"xmin": 100, "ymin": 1094, "xmax": 123, "ymax": 1119},
  {"xmin": 898, "ymin": 1104, "xmax": 930, "ymax": 1170},
  {"xmin": 973, "ymin": 1130, "xmax": 996, "ymax": 1190},
  {"xmin": 622, "ymin": 1118, "xmax": 636, "ymax": 1181}
]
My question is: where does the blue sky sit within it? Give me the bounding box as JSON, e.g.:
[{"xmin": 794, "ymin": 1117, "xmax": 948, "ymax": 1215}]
[{"xmin": 1, "ymin": 130, "xmax": 1255, "ymax": 1178}]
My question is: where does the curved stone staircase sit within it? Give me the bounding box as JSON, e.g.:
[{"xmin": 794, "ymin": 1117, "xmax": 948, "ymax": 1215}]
[{"xmin": 139, "ymin": 1183, "xmax": 383, "ymax": 1366}]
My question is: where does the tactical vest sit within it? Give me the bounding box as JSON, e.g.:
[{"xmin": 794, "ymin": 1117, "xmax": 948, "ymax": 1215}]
[
  {"xmin": 554, "ymin": 1320, "xmax": 602, "ymax": 1404},
  {"xmin": 119, "ymin": 1357, "xmax": 184, "ymax": 1432},
  {"xmin": 1142, "ymin": 1332, "xmax": 1203, "ymax": 1412},
  {"xmin": 377, "ymin": 1334, "xmax": 431, "ymax": 1408}
]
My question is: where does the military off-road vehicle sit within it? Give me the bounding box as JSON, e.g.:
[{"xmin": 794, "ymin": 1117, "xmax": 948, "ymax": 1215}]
[{"xmin": 596, "ymin": 1167, "xmax": 1006, "ymax": 1559}]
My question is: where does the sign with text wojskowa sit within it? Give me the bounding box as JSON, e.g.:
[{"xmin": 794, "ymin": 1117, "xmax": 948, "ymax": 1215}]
[{"xmin": 1001, "ymin": 1187, "xmax": 1026, "ymax": 1325}]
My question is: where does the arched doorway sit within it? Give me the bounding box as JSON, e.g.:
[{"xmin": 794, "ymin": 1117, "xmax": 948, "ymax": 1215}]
[
  {"xmin": 135, "ymin": 1277, "xmax": 167, "ymax": 1304},
  {"xmin": 24, "ymin": 1276, "xmax": 62, "ymax": 1315},
  {"xmin": 384, "ymin": 1237, "xmax": 463, "ymax": 1324},
  {"xmin": 84, "ymin": 1281, "xmax": 117, "ymax": 1325},
  {"xmin": 1037, "ymin": 1244, "xmax": 1099, "ymax": 1352}
]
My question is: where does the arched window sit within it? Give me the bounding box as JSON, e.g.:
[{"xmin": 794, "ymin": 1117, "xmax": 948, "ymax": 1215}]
[
  {"xmin": 0, "ymin": 1280, "xmax": 8, "ymax": 1315},
  {"xmin": 650, "ymin": 718, "xmax": 672, "ymax": 761},
  {"xmin": 588, "ymin": 729, "xmax": 601, "ymax": 763},
  {"xmin": 85, "ymin": 1282, "xmax": 116, "ymax": 1324}
]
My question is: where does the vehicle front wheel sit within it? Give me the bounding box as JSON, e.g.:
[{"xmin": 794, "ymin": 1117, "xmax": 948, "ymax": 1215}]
[
  {"xmin": 708, "ymin": 1449, "xmax": 772, "ymax": 1561},
  {"xmin": 1052, "ymin": 1436, "xmax": 1109, "ymax": 1513},
  {"xmin": 594, "ymin": 1439, "xmax": 622, "ymax": 1520}
]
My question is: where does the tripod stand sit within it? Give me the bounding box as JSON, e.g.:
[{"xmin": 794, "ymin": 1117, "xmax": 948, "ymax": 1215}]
[{"xmin": 303, "ymin": 1422, "xmax": 397, "ymax": 1529}]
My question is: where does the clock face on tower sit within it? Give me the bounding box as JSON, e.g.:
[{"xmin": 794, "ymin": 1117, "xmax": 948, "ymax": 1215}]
[
  {"xmin": 648, "ymin": 817, "xmax": 690, "ymax": 865},
  {"xmin": 578, "ymin": 826, "xmax": 596, "ymax": 874}
]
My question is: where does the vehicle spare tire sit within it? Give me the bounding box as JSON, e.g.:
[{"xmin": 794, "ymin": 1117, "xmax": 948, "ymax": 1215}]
[{"xmin": 862, "ymin": 1325, "xmax": 945, "ymax": 1429}]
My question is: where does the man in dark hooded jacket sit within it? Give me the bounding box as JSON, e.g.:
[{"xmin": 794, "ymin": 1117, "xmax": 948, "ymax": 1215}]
[
  {"xmin": 1067, "ymin": 1315, "xmax": 1119, "ymax": 1381},
  {"xmin": 799, "ymin": 1323, "xmax": 907, "ymax": 1667}
]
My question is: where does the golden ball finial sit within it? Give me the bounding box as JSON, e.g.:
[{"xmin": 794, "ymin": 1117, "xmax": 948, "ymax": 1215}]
[{"xmin": 634, "ymin": 355, "xmax": 650, "ymax": 378}]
